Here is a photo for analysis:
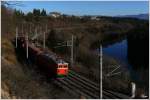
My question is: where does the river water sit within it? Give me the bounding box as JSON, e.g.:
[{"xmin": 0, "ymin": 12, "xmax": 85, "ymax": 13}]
[{"xmin": 103, "ymin": 39, "xmax": 128, "ymax": 64}]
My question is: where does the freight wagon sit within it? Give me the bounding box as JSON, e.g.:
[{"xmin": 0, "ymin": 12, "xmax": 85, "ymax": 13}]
[{"xmin": 15, "ymin": 36, "xmax": 68, "ymax": 78}]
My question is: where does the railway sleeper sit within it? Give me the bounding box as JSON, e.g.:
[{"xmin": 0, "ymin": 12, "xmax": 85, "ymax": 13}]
[
  {"xmin": 53, "ymin": 80, "xmax": 78, "ymax": 98},
  {"xmin": 63, "ymin": 78, "xmax": 99, "ymax": 99},
  {"xmin": 102, "ymin": 93, "xmax": 112, "ymax": 99},
  {"xmin": 67, "ymin": 75, "xmax": 100, "ymax": 95},
  {"xmin": 56, "ymin": 79, "xmax": 92, "ymax": 99},
  {"xmin": 103, "ymin": 91, "xmax": 118, "ymax": 99},
  {"xmin": 104, "ymin": 89, "xmax": 130, "ymax": 99},
  {"xmin": 68, "ymin": 71, "xmax": 99, "ymax": 91},
  {"xmin": 69, "ymin": 70, "xmax": 99, "ymax": 87}
]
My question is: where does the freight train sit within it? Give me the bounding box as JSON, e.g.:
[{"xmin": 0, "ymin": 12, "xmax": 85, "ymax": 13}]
[{"xmin": 15, "ymin": 36, "xmax": 68, "ymax": 78}]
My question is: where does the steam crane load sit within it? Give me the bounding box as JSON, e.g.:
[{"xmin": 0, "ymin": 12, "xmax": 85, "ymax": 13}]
[{"xmin": 15, "ymin": 36, "xmax": 68, "ymax": 78}]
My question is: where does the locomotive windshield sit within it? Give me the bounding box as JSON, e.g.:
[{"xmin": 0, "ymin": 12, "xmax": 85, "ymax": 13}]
[{"xmin": 58, "ymin": 63, "xmax": 68, "ymax": 68}]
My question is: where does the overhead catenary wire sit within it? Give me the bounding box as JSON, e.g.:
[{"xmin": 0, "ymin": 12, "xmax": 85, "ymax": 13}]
[{"xmin": 54, "ymin": 34, "xmax": 74, "ymax": 68}]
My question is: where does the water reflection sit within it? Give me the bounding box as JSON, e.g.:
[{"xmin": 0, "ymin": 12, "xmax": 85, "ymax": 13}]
[{"xmin": 103, "ymin": 39, "xmax": 128, "ymax": 64}]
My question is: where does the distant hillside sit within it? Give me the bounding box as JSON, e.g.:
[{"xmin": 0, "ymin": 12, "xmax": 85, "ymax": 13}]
[{"xmin": 117, "ymin": 14, "xmax": 149, "ymax": 20}]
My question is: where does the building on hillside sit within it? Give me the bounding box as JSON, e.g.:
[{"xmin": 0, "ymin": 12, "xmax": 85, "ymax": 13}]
[
  {"xmin": 49, "ymin": 12, "xmax": 61, "ymax": 18},
  {"xmin": 91, "ymin": 16, "xmax": 100, "ymax": 20}
]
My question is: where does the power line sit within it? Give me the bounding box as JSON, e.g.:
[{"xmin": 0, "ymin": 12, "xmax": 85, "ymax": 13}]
[
  {"xmin": 54, "ymin": 34, "xmax": 74, "ymax": 67},
  {"xmin": 106, "ymin": 65, "xmax": 121, "ymax": 77}
]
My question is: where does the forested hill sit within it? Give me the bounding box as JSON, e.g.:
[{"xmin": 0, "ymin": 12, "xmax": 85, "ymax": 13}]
[
  {"xmin": 2, "ymin": 3, "xmax": 148, "ymax": 40},
  {"xmin": 116, "ymin": 14, "xmax": 149, "ymax": 20}
]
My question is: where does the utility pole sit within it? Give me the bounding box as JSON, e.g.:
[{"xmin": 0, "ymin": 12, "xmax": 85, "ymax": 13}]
[
  {"xmin": 30, "ymin": 23, "xmax": 32, "ymax": 34},
  {"xmin": 36, "ymin": 27, "xmax": 38, "ymax": 45},
  {"xmin": 43, "ymin": 24, "xmax": 47, "ymax": 49},
  {"xmin": 26, "ymin": 33, "xmax": 28, "ymax": 59},
  {"xmin": 100, "ymin": 44, "xmax": 103, "ymax": 99},
  {"xmin": 22, "ymin": 23, "xmax": 23, "ymax": 34},
  {"xmin": 15, "ymin": 27, "xmax": 18, "ymax": 48},
  {"xmin": 35, "ymin": 27, "xmax": 38, "ymax": 44},
  {"xmin": 46, "ymin": 24, "xmax": 47, "ymax": 34},
  {"xmin": 71, "ymin": 35, "xmax": 74, "ymax": 67},
  {"xmin": 43, "ymin": 31, "xmax": 46, "ymax": 49},
  {"xmin": 54, "ymin": 34, "xmax": 74, "ymax": 68}
]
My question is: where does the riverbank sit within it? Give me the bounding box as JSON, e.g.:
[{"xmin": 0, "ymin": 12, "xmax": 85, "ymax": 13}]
[{"xmin": 102, "ymin": 54, "xmax": 131, "ymax": 95}]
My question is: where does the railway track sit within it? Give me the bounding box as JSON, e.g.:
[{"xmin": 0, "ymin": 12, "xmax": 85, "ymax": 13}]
[
  {"xmin": 14, "ymin": 36, "xmax": 131, "ymax": 99},
  {"xmin": 54, "ymin": 70, "xmax": 100, "ymax": 99},
  {"xmin": 103, "ymin": 89, "xmax": 130, "ymax": 99},
  {"xmin": 54, "ymin": 70, "xmax": 130, "ymax": 99}
]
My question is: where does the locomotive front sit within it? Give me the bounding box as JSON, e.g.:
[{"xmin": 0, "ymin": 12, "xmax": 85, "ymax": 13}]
[
  {"xmin": 15, "ymin": 36, "xmax": 69, "ymax": 78},
  {"xmin": 57, "ymin": 62, "xmax": 68, "ymax": 77}
]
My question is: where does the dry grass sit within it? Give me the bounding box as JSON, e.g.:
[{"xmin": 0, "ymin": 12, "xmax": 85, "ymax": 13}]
[{"xmin": 2, "ymin": 38, "xmax": 17, "ymax": 65}]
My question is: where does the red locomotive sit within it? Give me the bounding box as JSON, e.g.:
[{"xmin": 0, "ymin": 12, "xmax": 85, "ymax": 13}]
[{"xmin": 16, "ymin": 36, "xmax": 68, "ymax": 78}]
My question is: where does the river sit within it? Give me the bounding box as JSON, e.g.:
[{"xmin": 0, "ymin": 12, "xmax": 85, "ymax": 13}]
[
  {"xmin": 102, "ymin": 38, "xmax": 149, "ymax": 97},
  {"xmin": 103, "ymin": 39, "xmax": 128, "ymax": 64}
]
